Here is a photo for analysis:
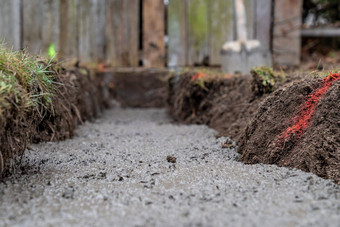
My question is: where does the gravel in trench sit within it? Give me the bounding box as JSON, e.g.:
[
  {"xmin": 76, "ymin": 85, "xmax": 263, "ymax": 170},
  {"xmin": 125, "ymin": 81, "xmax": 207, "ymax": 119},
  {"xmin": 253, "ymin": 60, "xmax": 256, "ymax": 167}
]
[{"xmin": 0, "ymin": 108, "xmax": 340, "ymax": 227}]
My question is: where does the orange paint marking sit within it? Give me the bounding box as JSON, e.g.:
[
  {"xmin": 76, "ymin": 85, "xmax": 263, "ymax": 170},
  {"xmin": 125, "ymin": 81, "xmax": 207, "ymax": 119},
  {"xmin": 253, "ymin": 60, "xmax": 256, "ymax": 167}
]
[
  {"xmin": 279, "ymin": 73, "xmax": 340, "ymax": 142},
  {"xmin": 191, "ymin": 73, "xmax": 206, "ymax": 81}
]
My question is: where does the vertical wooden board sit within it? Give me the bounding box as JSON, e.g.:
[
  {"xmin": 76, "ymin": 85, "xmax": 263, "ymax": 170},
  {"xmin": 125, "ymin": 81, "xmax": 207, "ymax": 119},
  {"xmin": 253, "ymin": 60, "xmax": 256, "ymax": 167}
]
[
  {"xmin": 41, "ymin": 0, "xmax": 60, "ymax": 54},
  {"xmin": 78, "ymin": 0, "xmax": 94, "ymax": 63},
  {"xmin": 167, "ymin": 0, "xmax": 187, "ymax": 67},
  {"xmin": 95, "ymin": 0, "xmax": 107, "ymax": 63},
  {"xmin": 187, "ymin": 0, "xmax": 209, "ymax": 65},
  {"xmin": 59, "ymin": 0, "xmax": 79, "ymax": 61},
  {"xmin": 23, "ymin": 0, "xmax": 59, "ymax": 55},
  {"xmin": 143, "ymin": 0, "xmax": 165, "ymax": 67},
  {"xmin": 124, "ymin": 0, "xmax": 139, "ymax": 67},
  {"xmin": 273, "ymin": 0, "xmax": 302, "ymax": 66},
  {"xmin": 244, "ymin": 0, "xmax": 255, "ymax": 39},
  {"xmin": 255, "ymin": 0, "xmax": 272, "ymax": 49},
  {"xmin": 106, "ymin": 0, "xmax": 139, "ymax": 67},
  {"xmin": 105, "ymin": 0, "xmax": 120, "ymax": 66},
  {"xmin": 78, "ymin": 0, "xmax": 107, "ymax": 64},
  {"xmin": 0, "ymin": 0, "xmax": 21, "ymax": 50},
  {"xmin": 23, "ymin": 0, "xmax": 42, "ymax": 54},
  {"xmin": 209, "ymin": 0, "xmax": 233, "ymax": 65}
]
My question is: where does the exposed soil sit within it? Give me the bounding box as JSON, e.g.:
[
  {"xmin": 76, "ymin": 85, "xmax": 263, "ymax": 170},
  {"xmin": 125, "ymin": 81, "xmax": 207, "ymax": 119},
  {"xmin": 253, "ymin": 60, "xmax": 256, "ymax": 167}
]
[
  {"xmin": 167, "ymin": 71, "xmax": 299, "ymax": 141},
  {"xmin": 167, "ymin": 70, "xmax": 340, "ymax": 183},
  {"xmin": 1, "ymin": 66, "xmax": 169, "ymax": 175},
  {"xmin": 239, "ymin": 75, "xmax": 340, "ymax": 184},
  {"xmin": 1, "ymin": 65, "xmax": 108, "ymax": 175},
  {"xmin": 109, "ymin": 68, "xmax": 169, "ymax": 108}
]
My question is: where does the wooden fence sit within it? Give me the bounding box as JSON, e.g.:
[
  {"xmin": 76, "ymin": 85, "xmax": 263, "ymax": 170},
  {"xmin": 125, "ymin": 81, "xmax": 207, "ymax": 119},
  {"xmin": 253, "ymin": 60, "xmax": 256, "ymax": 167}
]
[
  {"xmin": 0, "ymin": 0, "xmax": 302, "ymax": 67},
  {"xmin": 168, "ymin": 0, "xmax": 273, "ymax": 66},
  {"xmin": 0, "ymin": 0, "xmax": 140, "ymax": 67}
]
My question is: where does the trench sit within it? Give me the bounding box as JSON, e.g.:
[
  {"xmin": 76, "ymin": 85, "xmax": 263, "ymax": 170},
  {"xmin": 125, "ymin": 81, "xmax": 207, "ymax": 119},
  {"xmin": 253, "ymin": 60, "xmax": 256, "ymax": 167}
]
[{"xmin": 1, "ymin": 107, "xmax": 340, "ymax": 226}]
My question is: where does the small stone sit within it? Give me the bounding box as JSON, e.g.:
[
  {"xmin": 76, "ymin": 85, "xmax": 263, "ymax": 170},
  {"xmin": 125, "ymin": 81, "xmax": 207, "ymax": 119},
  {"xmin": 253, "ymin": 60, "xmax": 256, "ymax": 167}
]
[
  {"xmin": 167, "ymin": 155, "xmax": 176, "ymax": 163},
  {"xmin": 62, "ymin": 187, "xmax": 75, "ymax": 199},
  {"xmin": 221, "ymin": 139, "xmax": 235, "ymax": 149}
]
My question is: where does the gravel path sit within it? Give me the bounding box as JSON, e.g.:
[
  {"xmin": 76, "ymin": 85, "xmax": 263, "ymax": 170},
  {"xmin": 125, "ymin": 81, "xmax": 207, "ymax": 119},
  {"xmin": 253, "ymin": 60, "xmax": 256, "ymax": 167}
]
[{"xmin": 1, "ymin": 108, "xmax": 340, "ymax": 227}]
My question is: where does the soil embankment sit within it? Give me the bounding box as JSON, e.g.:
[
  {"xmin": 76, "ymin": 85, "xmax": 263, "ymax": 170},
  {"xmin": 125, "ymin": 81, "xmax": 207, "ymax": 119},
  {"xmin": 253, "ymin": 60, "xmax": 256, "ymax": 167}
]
[
  {"xmin": 167, "ymin": 70, "xmax": 340, "ymax": 183},
  {"xmin": 0, "ymin": 64, "xmax": 103, "ymax": 174},
  {"xmin": 1, "ymin": 63, "xmax": 168, "ymax": 175},
  {"xmin": 167, "ymin": 71, "xmax": 292, "ymax": 141},
  {"xmin": 239, "ymin": 73, "xmax": 340, "ymax": 184}
]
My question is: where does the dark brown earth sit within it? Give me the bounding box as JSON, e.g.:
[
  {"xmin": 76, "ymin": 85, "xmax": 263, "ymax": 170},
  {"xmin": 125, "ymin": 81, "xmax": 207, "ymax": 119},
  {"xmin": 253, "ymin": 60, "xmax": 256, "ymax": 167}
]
[
  {"xmin": 110, "ymin": 68, "xmax": 169, "ymax": 108},
  {"xmin": 1, "ymin": 65, "xmax": 111, "ymax": 175},
  {"xmin": 167, "ymin": 71, "xmax": 298, "ymax": 141},
  {"xmin": 167, "ymin": 70, "xmax": 340, "ymax": 183},
  {"xmin": 1, "ymin": 67, "xmax": 170, "ymax": 175},
  {"xmin": 239, "ymin": 78, "xmax": 340, "ymax": 184},
  {"xmin": 3, "ymin": 65, "xmax": 339, "ymax": 184}
]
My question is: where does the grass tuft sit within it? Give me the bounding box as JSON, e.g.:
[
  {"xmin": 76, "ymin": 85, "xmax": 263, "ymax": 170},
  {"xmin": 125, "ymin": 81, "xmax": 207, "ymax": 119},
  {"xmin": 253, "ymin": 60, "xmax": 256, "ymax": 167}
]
[{"xmin": 0, "ymin": 44, "xmax": 58, "ymax": 118}]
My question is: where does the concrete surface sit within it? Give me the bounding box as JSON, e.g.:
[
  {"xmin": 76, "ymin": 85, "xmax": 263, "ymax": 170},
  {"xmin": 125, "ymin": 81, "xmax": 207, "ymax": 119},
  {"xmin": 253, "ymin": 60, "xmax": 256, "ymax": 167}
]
[{"xmin": 0, "ymin": 108, "xmax": 339, "ymax": 227}]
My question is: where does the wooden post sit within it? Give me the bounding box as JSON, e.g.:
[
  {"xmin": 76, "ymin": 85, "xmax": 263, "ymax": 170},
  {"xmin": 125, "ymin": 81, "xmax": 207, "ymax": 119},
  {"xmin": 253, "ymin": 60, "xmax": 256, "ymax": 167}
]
[
  {"xmin": 106, "ymin": 0, "xmax": 139, "ymax": 67},
  {"xmin": 0, "ymin": 0, "xmax": 21, "ymax": 50},
  {"xmin": 167, "ymin": 0, "xmax": 188, "ymax": 67},
  {"xmin": 23, "ymin": 0, "xmax": 60, "ymax": 55},
  {"xmin": 273, "ymin": 0, "xmax": 303, "ymax": 66},
  {"xmin": 78, "ymin": 0, "xmax": 106, "ymax": 64},
  {"xmin": 59, "ymin": 0, "xmax": 79, "ymax": 61},
  {"xmin": 143, "ymin": 0, "xmax": 165, "ymax": 67}
]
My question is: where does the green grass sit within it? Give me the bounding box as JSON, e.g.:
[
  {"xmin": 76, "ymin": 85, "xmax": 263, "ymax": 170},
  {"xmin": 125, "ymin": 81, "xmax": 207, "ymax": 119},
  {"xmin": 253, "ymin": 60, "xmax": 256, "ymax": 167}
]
[
  {"xmin": 251, "ymin": 66, "xmax": 285, "ymax": 86},
  {"xmin": 0, "ymin": 44, "xmax": 58, "ymax": 118}
]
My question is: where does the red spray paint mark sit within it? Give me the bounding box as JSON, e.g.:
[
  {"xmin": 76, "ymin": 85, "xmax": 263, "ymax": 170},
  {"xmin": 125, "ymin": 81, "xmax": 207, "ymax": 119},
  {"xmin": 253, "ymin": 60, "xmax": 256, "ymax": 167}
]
[
  {"xmin": 279, "ymin": 73, "xmax": 340, "ymax": 142},
  {"xmin": 98, "ymin": 63, "xmax": 106, "ymax": 72},
  {"xmin": 224, "ymin": 74, "xmax": 233, "ymax": 79},
  {"xmin": 191, "ymin": 73, "xmax": 206, "ymax": 81}
]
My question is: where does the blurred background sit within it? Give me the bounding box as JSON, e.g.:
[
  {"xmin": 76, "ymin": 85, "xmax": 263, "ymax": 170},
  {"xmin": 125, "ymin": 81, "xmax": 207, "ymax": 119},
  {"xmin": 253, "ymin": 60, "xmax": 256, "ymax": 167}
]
[{"xmin": 0, "ymin": 0, "xmax": 339, "ymax": 70}]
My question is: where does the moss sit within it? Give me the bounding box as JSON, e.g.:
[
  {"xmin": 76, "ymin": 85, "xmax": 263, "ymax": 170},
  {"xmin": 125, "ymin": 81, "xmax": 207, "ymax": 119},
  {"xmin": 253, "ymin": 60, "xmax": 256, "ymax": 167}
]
[{"xmin": 251, "ymin": 66, "xmax": 285, "ymax": 95}]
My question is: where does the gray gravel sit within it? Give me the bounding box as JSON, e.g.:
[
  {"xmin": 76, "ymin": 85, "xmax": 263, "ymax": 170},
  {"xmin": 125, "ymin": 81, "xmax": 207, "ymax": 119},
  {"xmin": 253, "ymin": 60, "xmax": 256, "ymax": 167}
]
[{"xmin": 1, "ymin": 108, "xmax": 340, "ymax": 227}]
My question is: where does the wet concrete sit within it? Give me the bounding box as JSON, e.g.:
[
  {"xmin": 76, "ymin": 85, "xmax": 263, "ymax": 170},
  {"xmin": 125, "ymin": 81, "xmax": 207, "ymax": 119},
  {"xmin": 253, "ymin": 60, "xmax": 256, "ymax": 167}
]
[{"xmin": 0, "ymin": 108, "xmax": 340, "ymax": 226}]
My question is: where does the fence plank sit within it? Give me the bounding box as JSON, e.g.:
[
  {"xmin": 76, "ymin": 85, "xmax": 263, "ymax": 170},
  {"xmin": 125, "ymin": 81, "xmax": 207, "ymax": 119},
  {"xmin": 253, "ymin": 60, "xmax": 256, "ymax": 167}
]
[
  {"xmin": 23, "ymin": 0, "xmax": 60, "ymax": 56},
  {"xmin": 106, "ymin": 0, "xmax": 139, "ymax": 67},
  {"xmin": 255, "ymin": 0, "xmax": 272, "ymax": 49},
  {"xmin": 42, "ymin": 0, "xmax": 60, "ymax": 55},
  {"xmin": 209, "ymin": 0, "xmax": 233, "ymax": 65},
  {"xmin": 59, "ymin": 0, "xmax": 78, "ymax": 61},
  {"xmin": 95, "ymin": 0, "xmax": 107, "ymax": 63},
  {"xmin": 78, "ymin": 0, "xmax": 107, "ymax": 64},
  {"xmin": 167, "ymin": 0, "xmax": 187, "ymax": 67},
  {"xmin": 22, "ymin": 0, "xmax": 42, "ymax": 54},
  {"xmin": 0, "ymin": 0, "xmax": 21, "ymax": 50},
  {"xmin": 273, "ymin": 0, "xmax": 302, "ymax": 66},
  {"xmin": 187, "ymin": 0, "xmax": 209, "ymax": 65},
  {"xmin": 143, "ymin": 0, "xmax": 165, "ymax": 67},
  {"xmin": 79, "ymin": 0, "xmax": 95, "ymax": 63}
]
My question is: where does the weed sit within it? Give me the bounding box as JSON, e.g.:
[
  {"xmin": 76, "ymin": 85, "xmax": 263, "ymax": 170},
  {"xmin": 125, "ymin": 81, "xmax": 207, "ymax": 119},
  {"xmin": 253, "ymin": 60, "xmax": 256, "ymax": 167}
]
[
  {"xmin": 48, "ymin": 43, "xmax": 56, "ymax": 59},
  {"xmin": 191, "ymin": 73, "xmax": 208, "ymax": 90},
  {"xmin": 251, "ymin": 66, "xmax": 285, "ymax": 95}
]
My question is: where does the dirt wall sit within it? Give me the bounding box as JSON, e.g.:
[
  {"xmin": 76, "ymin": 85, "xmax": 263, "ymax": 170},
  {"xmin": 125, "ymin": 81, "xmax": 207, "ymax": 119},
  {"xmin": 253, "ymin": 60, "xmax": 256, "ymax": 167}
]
[
  {"xmin": 167, "ymin": 70, "xmax": 340, "ymax": 184},
  {"xmin": 167, "ymin": 71, "xmax": 283, "ymax": 141},
  {"xmin": 239, "ymin": 75, "xmax": 340, "ymax": 184}
]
